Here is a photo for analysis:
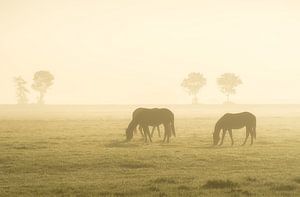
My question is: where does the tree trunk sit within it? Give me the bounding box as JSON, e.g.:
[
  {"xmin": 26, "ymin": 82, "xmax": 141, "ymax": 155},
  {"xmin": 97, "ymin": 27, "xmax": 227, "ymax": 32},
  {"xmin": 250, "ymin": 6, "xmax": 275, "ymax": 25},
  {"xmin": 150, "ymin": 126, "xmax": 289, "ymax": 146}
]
[
  {"xmin": 192, "ymin": 94, "xmax": 198, "ymax": 104},
  {"xmin": 38, "ymin": 92, "xmax": 45, "ymax": 104}
]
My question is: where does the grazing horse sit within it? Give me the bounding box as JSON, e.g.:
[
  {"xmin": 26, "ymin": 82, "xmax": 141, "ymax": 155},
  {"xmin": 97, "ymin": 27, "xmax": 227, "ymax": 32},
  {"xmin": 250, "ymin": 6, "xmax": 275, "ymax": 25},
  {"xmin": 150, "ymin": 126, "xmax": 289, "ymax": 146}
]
[
  {"xmin": 126, "ymin": 108, "xmax": 176, "ymax": 143},
  {"xmin": 213, "ymin": 112, "xmax": 256, "ymax": 146},
  {"xmin": 132, "ymin": 108, "xmax": 161, "ymax": 138}
]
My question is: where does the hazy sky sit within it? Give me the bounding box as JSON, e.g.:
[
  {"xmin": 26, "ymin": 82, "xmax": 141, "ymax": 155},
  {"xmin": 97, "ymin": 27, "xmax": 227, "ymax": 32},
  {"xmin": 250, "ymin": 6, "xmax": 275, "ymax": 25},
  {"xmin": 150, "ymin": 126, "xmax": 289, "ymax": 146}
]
[{"xmin": 1, "ymin": 0, "xmax": 300, "ymax": 104}]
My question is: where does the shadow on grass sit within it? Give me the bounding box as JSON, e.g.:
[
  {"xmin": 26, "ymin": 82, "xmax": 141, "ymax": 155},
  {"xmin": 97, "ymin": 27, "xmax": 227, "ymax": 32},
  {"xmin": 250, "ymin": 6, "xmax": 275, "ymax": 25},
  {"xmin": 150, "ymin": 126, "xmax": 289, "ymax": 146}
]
[
  {"xmin": 105, "ymin": 140, "xmax": 139, "ymax": 148},
  {"xmin": 293, "ymin": 177, "xmax": 300, "ymax": 184},
  {"xmin": 152, "ymin": 177, "xmax": 177, "ymax": 184},
  {"xmin": 178, "ymin": 185, "xmax": 191, "ymax": 191},
  {"xmin": 202, "ymin": 179, "xmax": 239, "ymax": 189}
]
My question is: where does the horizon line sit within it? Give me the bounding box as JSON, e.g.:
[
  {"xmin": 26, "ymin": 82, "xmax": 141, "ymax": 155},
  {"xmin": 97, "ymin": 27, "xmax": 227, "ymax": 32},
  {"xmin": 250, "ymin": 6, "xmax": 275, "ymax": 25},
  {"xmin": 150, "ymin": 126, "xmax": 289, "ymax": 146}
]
[{"xmin": 1, "ymin": 103, "xmax": 300, "ymax": 106}]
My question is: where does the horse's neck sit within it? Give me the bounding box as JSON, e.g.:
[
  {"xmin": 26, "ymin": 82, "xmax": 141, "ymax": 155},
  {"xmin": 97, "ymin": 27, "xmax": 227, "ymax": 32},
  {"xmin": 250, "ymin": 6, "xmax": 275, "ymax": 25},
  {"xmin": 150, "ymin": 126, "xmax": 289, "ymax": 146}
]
[
  {"xmin": 128, "ymin": 120, "xmax": 138, "ymax": 131},
  {"xmin": 214, "ymin": 124, "xmax": 222, "ymax": 135}
]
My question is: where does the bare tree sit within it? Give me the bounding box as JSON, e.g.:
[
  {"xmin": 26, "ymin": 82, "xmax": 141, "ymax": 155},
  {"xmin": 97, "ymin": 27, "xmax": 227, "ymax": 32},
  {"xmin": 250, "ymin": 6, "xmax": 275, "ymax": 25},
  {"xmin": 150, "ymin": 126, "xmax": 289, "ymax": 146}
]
[
  {"xmin": 14, "ymin": 76, "xmax": 29, "ymax": 104},
  {"xmin": 32, "ymin": 71, "xmax": 54, "ymax": 104},
  {"xmin": 181, "ymin": 72, "xmax": 206, "ymax": 104},
  {"xmin": 217, "ymin": 73, "xmax": 242, "ymax": 103}
]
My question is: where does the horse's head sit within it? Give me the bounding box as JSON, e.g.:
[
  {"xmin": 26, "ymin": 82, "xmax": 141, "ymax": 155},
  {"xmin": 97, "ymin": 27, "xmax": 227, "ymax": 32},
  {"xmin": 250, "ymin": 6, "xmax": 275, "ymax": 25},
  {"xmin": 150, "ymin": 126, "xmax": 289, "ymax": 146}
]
[
  {"xmin": 125, "ymin": 127, "xmax": 133, "ymax": 141},
  {"xmin": 213, "ymin": 126, "xmax": 221, "ymax": 145}
]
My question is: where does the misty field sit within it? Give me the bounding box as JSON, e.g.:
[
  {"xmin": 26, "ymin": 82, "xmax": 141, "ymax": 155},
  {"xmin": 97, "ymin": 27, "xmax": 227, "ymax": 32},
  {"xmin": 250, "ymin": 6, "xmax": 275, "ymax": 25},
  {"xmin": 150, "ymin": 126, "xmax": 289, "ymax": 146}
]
[{"xmin": 0, "ymin": 105, "xmax": 299, "ymax": 196}]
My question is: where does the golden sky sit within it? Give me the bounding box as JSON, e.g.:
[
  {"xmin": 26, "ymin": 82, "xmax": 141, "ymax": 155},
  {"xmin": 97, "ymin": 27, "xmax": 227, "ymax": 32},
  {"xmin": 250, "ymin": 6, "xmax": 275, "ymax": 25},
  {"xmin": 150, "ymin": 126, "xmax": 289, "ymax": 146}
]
[{"xmin": 1, "ymin": 0, "xmax": 300, "ymax": 104}]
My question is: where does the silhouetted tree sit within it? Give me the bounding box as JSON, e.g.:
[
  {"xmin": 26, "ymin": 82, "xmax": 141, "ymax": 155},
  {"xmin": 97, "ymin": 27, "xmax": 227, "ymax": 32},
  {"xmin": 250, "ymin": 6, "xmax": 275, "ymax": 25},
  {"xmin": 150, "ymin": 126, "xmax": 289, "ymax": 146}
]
[
  {"xmin": 217, "ymin": 73, "xmax": 242, "ymax": 103},
  {"xmin": 181, "ymin": 72, "xmax": 206, "ymax": 104},
  {"xmin": 32, "ymin": 71, "xmax": 54, "ymax": 104},
  {"xmin": 14, "ymin": 76, "xmax": 29, "ymax": 104}
]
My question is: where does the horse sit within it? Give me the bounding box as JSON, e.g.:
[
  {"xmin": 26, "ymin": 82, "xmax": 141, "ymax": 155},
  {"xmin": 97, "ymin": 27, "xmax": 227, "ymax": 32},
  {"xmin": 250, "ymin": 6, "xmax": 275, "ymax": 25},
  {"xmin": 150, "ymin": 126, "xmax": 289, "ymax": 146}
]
[
  {"xmin": 213, "ymin": 112, "xmax": 256, "ymax": 146},
  {"xmin": 132, "ymin": 108, "xmax": 161, "ymax": 138},
  {"xmin": 126, "ymin": 108, "xmax": 176, "ymax": 143}
]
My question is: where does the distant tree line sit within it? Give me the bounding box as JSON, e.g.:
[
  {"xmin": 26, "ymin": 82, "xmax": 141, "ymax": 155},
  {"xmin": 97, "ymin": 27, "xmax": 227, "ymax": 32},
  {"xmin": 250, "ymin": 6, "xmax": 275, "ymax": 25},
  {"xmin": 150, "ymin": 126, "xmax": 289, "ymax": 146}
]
[
  {"xmin": 13, "ymin": 70, "xmax": 242, "ymax": 105},
  {"xmin": 182, "ymin": 72, "xmax": 242, "ymax": 104},
  {"xmin": 14, "ymin": 71, "xmax": 54, "ymax": 105}
]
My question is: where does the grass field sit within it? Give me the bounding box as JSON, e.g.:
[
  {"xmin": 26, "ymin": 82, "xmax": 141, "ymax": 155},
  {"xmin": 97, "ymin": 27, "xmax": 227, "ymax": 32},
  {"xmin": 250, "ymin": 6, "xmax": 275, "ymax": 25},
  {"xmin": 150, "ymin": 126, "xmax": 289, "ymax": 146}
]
[{"xmin": 0, "ymin": 105, "xmax": 299, "ymax": 196}]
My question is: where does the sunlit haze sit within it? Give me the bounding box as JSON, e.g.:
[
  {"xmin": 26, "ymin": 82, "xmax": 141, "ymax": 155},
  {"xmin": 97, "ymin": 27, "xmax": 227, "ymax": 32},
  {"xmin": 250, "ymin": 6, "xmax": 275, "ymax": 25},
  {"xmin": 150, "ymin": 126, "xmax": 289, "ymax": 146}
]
[{"xmin": 1, "ymin": 0, "xmax": 300, "ymax": 104}]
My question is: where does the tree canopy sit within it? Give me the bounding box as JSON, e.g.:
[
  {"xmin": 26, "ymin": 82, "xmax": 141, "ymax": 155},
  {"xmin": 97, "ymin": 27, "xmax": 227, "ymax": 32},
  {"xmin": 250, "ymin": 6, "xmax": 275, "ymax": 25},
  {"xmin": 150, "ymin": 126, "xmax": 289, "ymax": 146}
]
[
  {"xmin": 182, "ymin": 72, "xmax": 206, "ymax": 104},
  {"xmin": 32, "ymin": 71, "xmax": 54, "ymax": 104},
  {"xmin": 217, "ymin": 73, "xmax": 242, "ymax": 102}
]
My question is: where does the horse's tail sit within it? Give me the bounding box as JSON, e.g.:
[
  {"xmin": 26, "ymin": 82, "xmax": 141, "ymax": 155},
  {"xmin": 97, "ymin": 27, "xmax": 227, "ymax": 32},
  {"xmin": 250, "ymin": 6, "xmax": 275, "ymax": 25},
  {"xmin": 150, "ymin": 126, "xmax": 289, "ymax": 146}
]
[
  {"xmin": 170, "ymin": 113, "xmax": 176, "ymax": 137},
  {"xmin": 252, "ymin": 118, "xmax": 256, "ymax": 139},
  {"xmin": 170, "ymin": 121, "xmax": 175, "ymax": 137}
]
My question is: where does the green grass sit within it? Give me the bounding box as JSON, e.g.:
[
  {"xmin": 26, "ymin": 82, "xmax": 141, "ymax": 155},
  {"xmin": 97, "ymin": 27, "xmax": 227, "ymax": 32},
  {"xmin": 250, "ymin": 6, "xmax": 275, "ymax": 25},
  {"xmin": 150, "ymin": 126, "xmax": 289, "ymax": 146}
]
[{"xmin": 0, "ymin": 113, "xmax": 299, "ymax": 196}]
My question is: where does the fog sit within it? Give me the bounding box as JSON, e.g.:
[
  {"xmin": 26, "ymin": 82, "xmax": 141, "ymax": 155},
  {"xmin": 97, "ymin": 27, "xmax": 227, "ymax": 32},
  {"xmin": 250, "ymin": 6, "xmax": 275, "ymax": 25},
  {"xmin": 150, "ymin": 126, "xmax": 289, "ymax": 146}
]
[{"xmin": 1, "ymin": 0, "xmax": 300, "ymax": 104}]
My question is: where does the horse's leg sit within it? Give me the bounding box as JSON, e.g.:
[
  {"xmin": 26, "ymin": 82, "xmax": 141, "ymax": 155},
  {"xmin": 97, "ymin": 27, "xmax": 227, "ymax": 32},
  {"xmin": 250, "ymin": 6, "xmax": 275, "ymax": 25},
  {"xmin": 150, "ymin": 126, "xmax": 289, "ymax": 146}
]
[
  {"xmin": 148, "ymin": 127, "xmax": 152, "ymax": 142},
  {"xmin": 219, "ymin": 129, "xmax": 227, "ymax": 146},
  {"xmin": 163, "ymin": 124, "xmax": 169, "ymax": 143},
  {"xmin": 147, "ymin": 126, "xmax": 152, "ymax": 142},
  {"xmin": 150, "ymin": 126, "xmax": 156, "ymax": 137},
  {"xmin": 134, "ymin": 127, "xmax": 138, "ymax": 134},
  {"xmin": 242, "ymin": 128, "xmax": 250, "ymax": 146},
  {"xmin": 157, "ymin": 126, "xmax": 161, "ymax": 138},
  {"xmin": 250, "ymin": 128, "xmax": 254, "ymax": 145},
  {"xmin": 163, "ymin": 133, "xmax": 166, "ymax": 142},
  {"xmin": 142, "ymin": 126, "xmax": 152, "ymax": 143},
  {"xmin": 165, "ymin": 124, "xmax": 171, "ymax": 143},
  {"xmin": 139, "ymin": 125, "xmax": 144, "ymax": 137},
  {"xmin": 228, "ymin": 129, "xmax": 234, "ymax": 146},
  {"xmin": 142, "ymin": 127, "xmax": 147, "ymax": 142}
]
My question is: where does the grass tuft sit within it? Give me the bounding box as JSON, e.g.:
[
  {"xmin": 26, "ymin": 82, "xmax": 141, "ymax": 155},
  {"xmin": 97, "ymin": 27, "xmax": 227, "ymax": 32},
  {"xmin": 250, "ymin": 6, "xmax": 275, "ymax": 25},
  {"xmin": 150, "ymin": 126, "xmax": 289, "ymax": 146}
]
[
  {"xmin": 99, "ymin": 191, "xmax": 110, "ymax": 196},
  {"xmin": 241, "ymin": 190, "xmax": 252, "ymax": 196},
  {"xmin": 245, "ymin": 176, "xmax": 257, "ymax": 182},
  {"xmin": 158, "ymin": 192, "xmax": 168, "ymax": 197},
  {"xmin": 149, "ymin": 186, "xmax": 160, "ymax": 192},
  {"xmin": 202, "ymin": 179, "xmax": 239, "ymax": 189},
  {"xmin": 113, "ymin": 192, "xmax": 126, "ymax": 197},
  {"xmin": 229, "ymin": 188, "xmax": 252, "ymax": 196}
]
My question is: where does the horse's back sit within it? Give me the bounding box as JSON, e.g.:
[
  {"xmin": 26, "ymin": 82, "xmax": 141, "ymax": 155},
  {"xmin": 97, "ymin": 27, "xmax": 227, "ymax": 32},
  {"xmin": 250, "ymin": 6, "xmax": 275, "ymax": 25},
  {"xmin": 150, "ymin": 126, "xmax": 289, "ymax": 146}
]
[
  {"xmin": 224, "ymin": 112, "xmax": 255, "ymax": 120},
  {"xmin": 134, "ymin": 108, "xmax": 174, "ymax": 125},
  {"xmin": 157, "ymin": 108, "xmax": 174, "ymax": 119},
  {"xmin": 220, "ymin": 112, "xmax": 256, "ymax": 129},
  {"xmin": 132, "ymin": 108, "xmax": 149, "ymax": 118}
]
